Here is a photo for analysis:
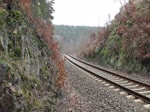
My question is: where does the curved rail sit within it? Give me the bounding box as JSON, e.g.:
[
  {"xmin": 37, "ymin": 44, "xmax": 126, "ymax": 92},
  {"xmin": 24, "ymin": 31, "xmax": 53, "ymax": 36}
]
[{"xmin": 65, "ymin": 54, "xmax": 150, "ymax": 104}]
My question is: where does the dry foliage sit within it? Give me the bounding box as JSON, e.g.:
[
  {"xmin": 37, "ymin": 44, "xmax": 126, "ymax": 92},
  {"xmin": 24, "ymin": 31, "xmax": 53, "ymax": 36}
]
[
  {"xmin": 79, "ymin": 0, "xmax": 150, "ymax": 73},
  {"xmin": 18, "ymin": 0, "xmax": 66, "ymax": 88}
]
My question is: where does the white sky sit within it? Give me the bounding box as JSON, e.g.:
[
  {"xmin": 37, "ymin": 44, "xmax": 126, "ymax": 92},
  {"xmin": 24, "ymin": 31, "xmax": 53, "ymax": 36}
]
[{"xmin": 52, "ymin": 0, "xmax": 128, "ymax": 26}]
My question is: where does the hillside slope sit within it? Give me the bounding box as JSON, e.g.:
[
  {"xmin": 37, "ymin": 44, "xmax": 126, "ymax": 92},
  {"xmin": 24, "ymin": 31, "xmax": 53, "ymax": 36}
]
[
  {"xmin": 80, "ymin": 0, "xmax": 150, "ymax": 74},
  {"xmin": 0, "ymin": 0, "xmax": 65, "ymax": 111}
]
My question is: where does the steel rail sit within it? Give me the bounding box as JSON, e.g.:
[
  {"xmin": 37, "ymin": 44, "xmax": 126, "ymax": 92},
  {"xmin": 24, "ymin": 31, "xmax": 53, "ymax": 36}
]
[
  {"xmin": 68, "ymin": 55, "xmax": 150, "ymax": 89},
  {"xmin": 65, "ymin": 54, "xmax": 150, "ymax": 104}
]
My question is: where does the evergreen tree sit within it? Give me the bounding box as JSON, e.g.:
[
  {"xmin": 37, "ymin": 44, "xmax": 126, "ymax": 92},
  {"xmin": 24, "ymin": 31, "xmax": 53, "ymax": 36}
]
[{"xmin": 31, "ymin": 0, "xmax": 54, "ymax": 22}]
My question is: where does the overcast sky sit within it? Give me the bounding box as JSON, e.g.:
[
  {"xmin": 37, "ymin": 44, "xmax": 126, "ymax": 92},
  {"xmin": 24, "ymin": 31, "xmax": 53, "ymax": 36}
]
[{"xmin": 52, "ymin": 0, "xmax": 128, "ymax": 26}]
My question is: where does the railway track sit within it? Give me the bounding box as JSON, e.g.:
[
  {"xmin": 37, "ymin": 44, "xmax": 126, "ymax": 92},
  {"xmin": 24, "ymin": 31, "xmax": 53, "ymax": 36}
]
[{"xmin": 64, "ymin": 54, "xmax": 150, "ymax": 108}]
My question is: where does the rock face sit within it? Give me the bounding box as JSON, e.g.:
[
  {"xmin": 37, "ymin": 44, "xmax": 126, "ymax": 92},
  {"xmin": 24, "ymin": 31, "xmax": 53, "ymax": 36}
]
[{"xmin": 0, "ymin": 1, "xmax": 58, "ymax": 112}]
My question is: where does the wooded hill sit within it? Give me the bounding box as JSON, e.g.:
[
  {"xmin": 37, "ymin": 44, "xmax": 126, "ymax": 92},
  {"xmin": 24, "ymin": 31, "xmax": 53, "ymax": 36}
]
[
  {"xmin": 54, "ymin": 25, "xmax": 99, "ymax": 53},
  {"xmin": 79, "ymin": 0, "xmax": 150, "ymax": 74}
]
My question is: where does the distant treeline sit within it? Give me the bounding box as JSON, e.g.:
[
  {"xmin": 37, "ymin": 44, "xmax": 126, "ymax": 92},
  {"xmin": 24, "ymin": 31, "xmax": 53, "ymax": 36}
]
[
  {"xmin": 54, "ymin": 25, "xmax": 99, "ymax": 41},
  {"xmin": 54, "ymin": 25, "xmax": 99, "ymax": 53}
]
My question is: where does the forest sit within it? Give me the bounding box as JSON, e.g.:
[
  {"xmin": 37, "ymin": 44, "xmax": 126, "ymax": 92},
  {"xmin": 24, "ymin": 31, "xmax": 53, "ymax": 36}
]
[{"xmin": 54, "ymin": 25, "xmax": 99, "ymax": 53}]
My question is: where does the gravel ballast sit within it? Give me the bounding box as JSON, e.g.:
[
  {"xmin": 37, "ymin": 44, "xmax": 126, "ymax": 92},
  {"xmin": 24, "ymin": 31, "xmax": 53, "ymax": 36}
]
[
  {"xmin": 89, "ymin": 60, "xmax": 150, "ymax": 85},
  {"xmin": 57, "ymin": 61, "xmax": 150, "ymax": 112}
]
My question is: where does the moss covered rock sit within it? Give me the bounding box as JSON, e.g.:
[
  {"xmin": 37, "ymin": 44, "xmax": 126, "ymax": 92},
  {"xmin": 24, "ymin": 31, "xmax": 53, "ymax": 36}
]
[{"xmin": 0, "ymin": 1, "xmax": 59, "ymax": 112}]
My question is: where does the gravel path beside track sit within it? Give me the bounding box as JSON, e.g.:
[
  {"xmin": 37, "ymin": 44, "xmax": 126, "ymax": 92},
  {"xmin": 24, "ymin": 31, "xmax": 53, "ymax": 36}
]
[{"xmin": 57, "ymin": 61, "xmax": 150, "ymax": 112}]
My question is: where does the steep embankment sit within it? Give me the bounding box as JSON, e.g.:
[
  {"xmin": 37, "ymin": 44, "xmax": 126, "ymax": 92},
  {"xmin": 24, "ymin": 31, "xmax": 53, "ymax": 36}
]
[
  {"xmin": 0, "ymin": 1, "xmax": 65, "ymax": 111},
  {"xmin": 80, "ymin": 0, "xmax": 150, "ymax": 74}
]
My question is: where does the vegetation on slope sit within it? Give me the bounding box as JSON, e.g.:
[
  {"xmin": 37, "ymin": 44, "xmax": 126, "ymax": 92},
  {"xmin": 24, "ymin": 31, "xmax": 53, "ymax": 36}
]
[
  {"xmin": 80, "ymin": 0, "xmax": 150, "ymax": 74},
  {"xmin": 0, "ymin": 0, "xmax": 65, "ymax": 111},
  {"xmin": 54, "ymin": 25, "xmax": 99, "ymax": 53}
]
